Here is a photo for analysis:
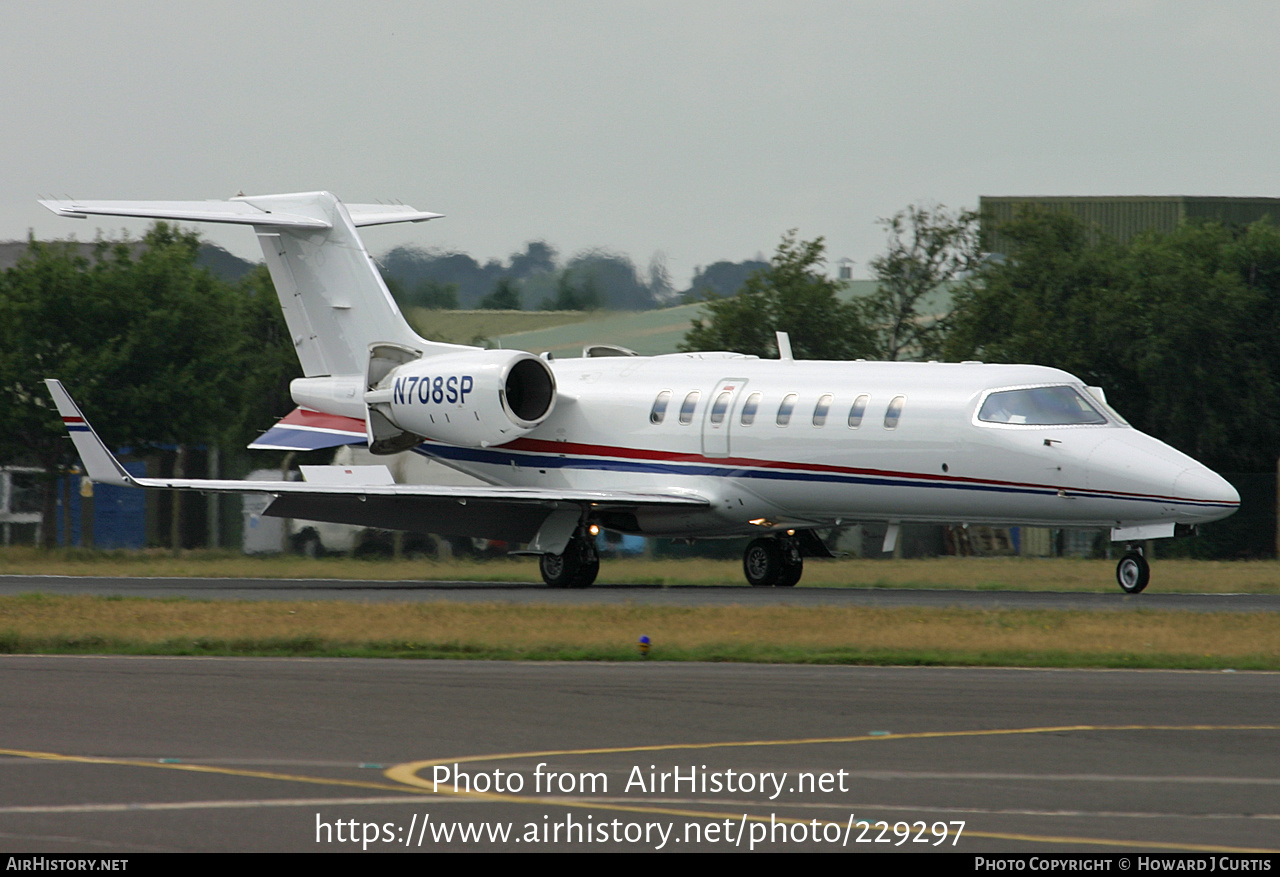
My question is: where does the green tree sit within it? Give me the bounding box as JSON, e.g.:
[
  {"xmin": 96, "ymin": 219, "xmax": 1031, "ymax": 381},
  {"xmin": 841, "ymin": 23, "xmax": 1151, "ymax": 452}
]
[
  {"xmin": 1123, "ymin": 222, "xmax": 1278, "ymax": 470},
  {"xmin": 563, "ymin": 249, "xmax": 652, "ymax": 310},
  {"xmin": 539, "ymin": 270, "xmax": 601, "ymax": 311},
  {"xmin": 0, "ymin": 238, "xmax": 99, "ymax": 546},
  {"xmin": 228, "ymin": 264, "xmax": 304, "ymax": 448},
  {"xmin": 680, "ymin": 258, "xmax": 769, "ymax": 303},
  {"xmin": 946, "ymin": 207, "xmax": 1280, "ymax": 473},
  {"xmin": 406, "ymin": 279, "xmax": 459, "ymax": 310},
  {"xmin": 681, "ymin": 232, "xmax": 873, "ymax": 359},
  {"xmin": 864, "ymin": 204, "xmax": 979, "ymax": 360},
  {"xmin": 0, "ymin": 224, "xmax": 299, "ymax": 547},
  {"xmin": 479, "ymin": 277, "xmax": 522, "ymax": 310},
  {"xmin": 945, "ymin": 207, "xmax": 1133, "ymax": 389}
]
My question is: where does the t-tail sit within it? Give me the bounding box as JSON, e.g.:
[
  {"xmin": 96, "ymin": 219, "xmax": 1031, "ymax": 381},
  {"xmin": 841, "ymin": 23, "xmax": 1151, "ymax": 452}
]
[
  {"xmin": 40, "ymin": 192, "xmax": 559, "ymax": 455},
  {"xmin": 39, "ymin": 191, "xmax": 466, "ymax": 376}
]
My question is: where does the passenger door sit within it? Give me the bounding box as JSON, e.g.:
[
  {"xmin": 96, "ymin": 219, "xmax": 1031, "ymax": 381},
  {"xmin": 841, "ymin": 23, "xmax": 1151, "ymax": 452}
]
[{"xmin": 701, "ymin": 379, "xmax": 747, "ymax": 458}]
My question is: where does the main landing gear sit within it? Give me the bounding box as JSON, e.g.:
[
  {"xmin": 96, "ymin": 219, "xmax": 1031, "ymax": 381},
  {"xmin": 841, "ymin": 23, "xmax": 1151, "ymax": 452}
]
[
  {"xmin": 539, "ymin": 527, "xmax": 600, "ymax": 589},
  {"xmin": 743, "ymin": 534, "xmax": 804, "ymax": 587},
  {"xmin": 1116, "ymin": 546, "xmax": 1150, "ymax": 594}
]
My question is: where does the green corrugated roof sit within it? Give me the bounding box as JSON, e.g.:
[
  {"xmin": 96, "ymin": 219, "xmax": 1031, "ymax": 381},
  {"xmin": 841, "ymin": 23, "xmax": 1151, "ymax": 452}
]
[{"xmin": 980, "ymin": 196, "xmax": 1280, "ymax": 252}]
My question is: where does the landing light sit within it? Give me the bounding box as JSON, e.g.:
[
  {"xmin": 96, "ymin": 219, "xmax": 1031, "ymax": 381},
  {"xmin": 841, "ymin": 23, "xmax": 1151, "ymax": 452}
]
[
  {"xmin": 588, "ymin": 524, "xmax": 600, "ymax": 536},
  {"xmin": 749, "ymin": 518, "xmax": 774, "ymax": 527}
]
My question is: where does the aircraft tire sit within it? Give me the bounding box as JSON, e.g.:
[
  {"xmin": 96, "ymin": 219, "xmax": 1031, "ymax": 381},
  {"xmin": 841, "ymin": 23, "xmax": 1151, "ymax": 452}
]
[
  {"xmin": 541, "ymin": 535, "xmax": 599, "ymax": 588},
  {"xmin": 743, "ymin": 538, "xmax": 784, "ymax": 587},
  {"xmin": 570, "ymin": 533, "xmax": 600, "ymax": 588},
  {"xmin": 1116, "ymin": 550, "xmax": 1150, "ymax": 594},
  {"xmin": 540, "ymin": 547, "xmax": 582, "ymax": 588},
  {"xmin": 573, "ymin": 556, "xmax": 600, "ymax": 589},
  {"xmin": 776, "ymin": 535, "xmax": 803, "ymax": 587},
  {"xmin": 776, "ymin": 558, "xmax": 803, "ymax": 587},
  {"xmin": 293, "ymin": 527, "xmax": 323, "ymax": 559}
]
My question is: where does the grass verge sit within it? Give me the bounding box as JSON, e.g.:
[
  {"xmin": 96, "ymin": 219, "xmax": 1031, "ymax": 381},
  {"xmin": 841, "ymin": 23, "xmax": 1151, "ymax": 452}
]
[{"xmin": 0, "ymin": 595, "xmax": 1275, "ymax": 669}]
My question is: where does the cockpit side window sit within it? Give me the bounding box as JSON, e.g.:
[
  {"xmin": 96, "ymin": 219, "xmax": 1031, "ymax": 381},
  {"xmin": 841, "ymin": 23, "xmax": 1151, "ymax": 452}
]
[{"xmin": 978, "ymin": 386, "xmax": 1108, "ymax": 425}]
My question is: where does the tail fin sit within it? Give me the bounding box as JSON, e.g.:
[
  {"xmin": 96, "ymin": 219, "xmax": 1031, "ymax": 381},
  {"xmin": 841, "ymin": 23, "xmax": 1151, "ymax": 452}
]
[{"xmin": 40, "ymin": 192, "xmax": 470, "ymax": 376}]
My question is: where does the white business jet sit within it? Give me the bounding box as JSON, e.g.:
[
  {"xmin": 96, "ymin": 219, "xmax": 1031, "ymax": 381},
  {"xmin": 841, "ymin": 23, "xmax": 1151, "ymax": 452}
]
[{"xmin": 40, "ymin": 192, "xmax": 1239, "ymax": 592}]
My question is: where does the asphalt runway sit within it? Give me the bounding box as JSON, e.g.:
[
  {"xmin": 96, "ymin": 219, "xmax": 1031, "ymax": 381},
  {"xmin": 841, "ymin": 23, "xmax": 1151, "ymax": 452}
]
[
  {"xmin": 0, "ymin": 656, "xmax": 1277, "ymax": 853},
  {"xmin": 3, "ymin": 575, "xmax": 1279, "ymax": 612}
]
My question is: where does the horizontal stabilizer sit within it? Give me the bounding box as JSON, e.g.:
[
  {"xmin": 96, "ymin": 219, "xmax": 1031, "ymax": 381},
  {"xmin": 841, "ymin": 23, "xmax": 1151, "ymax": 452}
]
[
  {"xmin": 344, "ymin": 203, "xmax": 446, "ymax": 227},
  {"xmin": 39, "ymin": 195, "xmax": 442, "ymax": 229},
  {"xmin": 249, "ymin": 407, "xmax": 367, "ymax": 452},
  {"xmin": 39, "ymin": 198, "xmax": 331, "ymax": 228}
]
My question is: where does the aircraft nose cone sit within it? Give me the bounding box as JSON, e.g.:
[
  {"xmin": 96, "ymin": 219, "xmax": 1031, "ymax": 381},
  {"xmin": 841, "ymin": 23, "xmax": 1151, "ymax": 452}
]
[{"xmin": 1174, "ymin": 467, "xmax": 1240, "ymax": 520}]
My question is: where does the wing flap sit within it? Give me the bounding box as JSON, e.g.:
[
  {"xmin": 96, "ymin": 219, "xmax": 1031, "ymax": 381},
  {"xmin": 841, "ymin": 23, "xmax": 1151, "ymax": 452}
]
[{"xmin": 262, "ymin": 494, "xmax": 560, "ymax": 543}]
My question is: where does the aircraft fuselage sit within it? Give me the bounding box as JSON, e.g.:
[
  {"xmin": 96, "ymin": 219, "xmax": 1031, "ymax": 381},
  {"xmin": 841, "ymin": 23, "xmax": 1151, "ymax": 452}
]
[
  {"xmin": 39, "ymin": 190, "xmax": 1239, "ymax": 591},
  {"xmin": 413, "ymin": 354, "xmax": 1239, "ymax": 540}
]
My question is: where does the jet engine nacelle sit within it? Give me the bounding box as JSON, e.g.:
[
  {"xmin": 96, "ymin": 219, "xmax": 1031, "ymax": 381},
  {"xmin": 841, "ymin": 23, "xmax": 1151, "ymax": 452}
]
[{"xmin": 368, "ymin": 349, "xmax": 557, "ymax": 449}]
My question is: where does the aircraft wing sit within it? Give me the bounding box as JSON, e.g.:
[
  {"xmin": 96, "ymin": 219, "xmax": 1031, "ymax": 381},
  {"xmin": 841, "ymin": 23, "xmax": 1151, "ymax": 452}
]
[{"xmin": 45, "ymin": 380, "xmax": 707, "ymax": 546}]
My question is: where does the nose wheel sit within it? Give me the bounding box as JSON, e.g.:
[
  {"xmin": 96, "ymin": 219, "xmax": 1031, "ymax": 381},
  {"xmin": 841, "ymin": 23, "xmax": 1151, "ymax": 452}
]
[{"xmin": 1116, "ymin": 549, "xmax": 1150, "ymax": 594}]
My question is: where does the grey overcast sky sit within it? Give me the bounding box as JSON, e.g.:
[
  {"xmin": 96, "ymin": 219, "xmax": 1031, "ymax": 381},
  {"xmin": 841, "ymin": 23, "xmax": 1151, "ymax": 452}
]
[{"xmin": 4, "ymin": 1, "xmax": 1280, "ymax": 284}]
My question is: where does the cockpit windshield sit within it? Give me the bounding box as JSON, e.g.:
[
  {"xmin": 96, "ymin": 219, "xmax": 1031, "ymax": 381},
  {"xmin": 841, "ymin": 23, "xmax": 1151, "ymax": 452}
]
[{"xmin": 978, "ymin": 386, "xmax": 1108, "ymax": 426}]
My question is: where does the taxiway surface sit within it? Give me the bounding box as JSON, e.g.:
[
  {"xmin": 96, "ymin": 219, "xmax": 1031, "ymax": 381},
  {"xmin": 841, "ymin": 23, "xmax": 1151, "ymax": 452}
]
[{"xmin": 1, "ymin": 656, "xmax": 1276, "ymax": 853}]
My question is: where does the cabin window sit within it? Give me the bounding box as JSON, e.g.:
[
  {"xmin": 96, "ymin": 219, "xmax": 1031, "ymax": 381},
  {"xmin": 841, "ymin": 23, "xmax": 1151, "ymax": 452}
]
[
  {"xmin": 883, "ymin": 396, "xmax": 905, "ymax": 429},
  {"xmin": 650, "ymin": 390, "xmax": 671, "ymax": 424},
  {"xmin": 978, "ymin": 386, "xmax": 1108, "ymax": 425},
  {"xmin": 776, "ymin": 394, "xmax": 797, "ymax": 426},
  {"xmin": 679, "ymin": 391, "xmax": 700, "ymax": 425},
  {"xmin": 740, "ymin": 392, "xmax": 761, "ymax": 426},
  {"xmin": 812, "ymin": 394, "xmax": 833, "ymax": 427},
  {"xmin": 710, "ymin": 390, "xmax": 731, "ymax": 424},
  {"xmin": 847, "ymin": 394, "xmax": 869, "ymax": 428}
]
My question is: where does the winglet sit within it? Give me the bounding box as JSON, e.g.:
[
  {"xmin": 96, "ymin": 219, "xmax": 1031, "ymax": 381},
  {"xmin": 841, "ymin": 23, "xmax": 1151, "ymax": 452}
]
[{"xmin": 44, "ymin": 380, "xmax": 139, "ymax": 488}]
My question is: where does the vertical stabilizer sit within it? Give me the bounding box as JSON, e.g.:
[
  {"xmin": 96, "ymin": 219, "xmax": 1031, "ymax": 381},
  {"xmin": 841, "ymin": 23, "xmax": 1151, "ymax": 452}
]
[
  {"xmin": 239, "ymin": 192, "xmax": 466, "ymax": 375},
  {"xmin": 39, "ymin": 191, "xmax": 472, "ymax": 377}
]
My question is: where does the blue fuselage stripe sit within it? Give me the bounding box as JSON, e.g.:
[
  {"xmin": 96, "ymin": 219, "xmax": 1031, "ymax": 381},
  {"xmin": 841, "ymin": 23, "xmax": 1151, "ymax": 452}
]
[{"xmin": 414, "ymin": 443, "xmax": 1230, "ymax": 511}]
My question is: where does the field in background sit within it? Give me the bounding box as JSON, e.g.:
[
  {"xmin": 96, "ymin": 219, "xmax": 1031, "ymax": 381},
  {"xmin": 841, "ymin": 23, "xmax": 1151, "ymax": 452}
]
[
  {"xmin": 403, "ymin": 308, "xmax": 596, "ymax": 345},
  {"xmin": 2, "ymin": 549, "xmax": 1279, "ymax": 593}
]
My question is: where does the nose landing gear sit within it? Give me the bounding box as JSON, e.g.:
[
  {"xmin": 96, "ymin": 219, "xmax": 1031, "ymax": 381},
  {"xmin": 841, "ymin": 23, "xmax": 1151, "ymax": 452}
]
[{"xmin": 1116, "ymin": 547, "xmax": 1150, "ymax": 594}]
